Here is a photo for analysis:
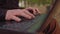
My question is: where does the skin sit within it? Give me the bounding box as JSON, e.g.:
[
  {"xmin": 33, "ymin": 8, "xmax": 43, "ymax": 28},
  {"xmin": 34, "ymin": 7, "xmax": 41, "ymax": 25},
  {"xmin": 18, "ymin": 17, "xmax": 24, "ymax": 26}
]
[{"xmin": 5, "ymin": 7, "xmax": 40, "ymax": 22}]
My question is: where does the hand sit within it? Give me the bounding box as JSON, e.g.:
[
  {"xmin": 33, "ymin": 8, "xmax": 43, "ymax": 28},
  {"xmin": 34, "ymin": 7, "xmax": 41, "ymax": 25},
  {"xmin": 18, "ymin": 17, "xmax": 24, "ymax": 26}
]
[
  {"xmin": 5, "ymin": 9, "xmax": 35, "ymax": 22},
  {"xmin": 26, "ymin": 7, "xmax": 40, "ymax": 15}
]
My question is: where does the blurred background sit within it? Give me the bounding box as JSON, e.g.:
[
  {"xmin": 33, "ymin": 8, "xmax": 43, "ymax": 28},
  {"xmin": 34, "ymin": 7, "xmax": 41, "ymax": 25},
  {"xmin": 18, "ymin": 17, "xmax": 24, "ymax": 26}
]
[{"xmin": 19, "ymin": 0, "xmax": 53, "ymax": 14}]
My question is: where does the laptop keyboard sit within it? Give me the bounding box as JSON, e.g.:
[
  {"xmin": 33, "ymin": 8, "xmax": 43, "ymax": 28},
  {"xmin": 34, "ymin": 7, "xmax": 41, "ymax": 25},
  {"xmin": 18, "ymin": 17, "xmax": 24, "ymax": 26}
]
[{"xmin": 0, "ymin": 14, "xmax": 47, "ymax": 33}]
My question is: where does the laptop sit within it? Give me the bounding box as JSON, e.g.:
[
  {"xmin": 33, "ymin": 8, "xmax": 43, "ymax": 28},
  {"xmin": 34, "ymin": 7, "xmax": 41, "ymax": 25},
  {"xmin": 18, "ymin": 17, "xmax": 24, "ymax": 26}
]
[{"xmin": 0, "ymin": 0, "xmax": 56, "ymax": 34}]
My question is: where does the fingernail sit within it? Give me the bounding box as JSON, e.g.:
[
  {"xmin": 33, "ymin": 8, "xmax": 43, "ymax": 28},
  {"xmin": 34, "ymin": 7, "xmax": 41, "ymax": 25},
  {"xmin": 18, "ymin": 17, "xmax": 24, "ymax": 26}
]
[
  {"xmin": 29, "ymin": 17, "xmax": 32, "ymax": 19},
  {"xmin": 32, "ymin": 15, "xmax": 35, "ymax": 19},
  {"xmin": 17, "ymin": 19, "xmax": 21, "ymax": 22}
]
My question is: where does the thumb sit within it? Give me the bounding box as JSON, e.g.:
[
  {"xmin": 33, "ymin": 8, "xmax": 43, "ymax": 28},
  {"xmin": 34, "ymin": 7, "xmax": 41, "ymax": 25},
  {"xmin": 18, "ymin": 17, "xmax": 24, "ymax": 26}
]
[{"xmin": 11, "ymin": 16, "xmax": 21, "ymax": 22}]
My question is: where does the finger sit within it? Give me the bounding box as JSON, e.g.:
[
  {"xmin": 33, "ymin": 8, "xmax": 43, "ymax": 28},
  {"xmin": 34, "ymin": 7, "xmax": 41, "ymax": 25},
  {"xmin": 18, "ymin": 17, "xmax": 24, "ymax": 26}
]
[
  {"xmin": 24, "ymin": 10, "xmax": 35, "ymax": 18},
  {"xmin": 26, "ymin": 7, "xmax": 37, "ymax": 15},
  {"xmin": 35, "ymin": 8, "xmax": 40, "ymax": 14},
  {"xmin": 20, "ymin": 12, "xmax": 32, "ymax": 19},
  {"xmin": 33, "ymin": 9, "xmax": 37, "ymax": 15},
  {"xmin": 11, "ymin": 16, "xmax": 21, "ymax": 22}
]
